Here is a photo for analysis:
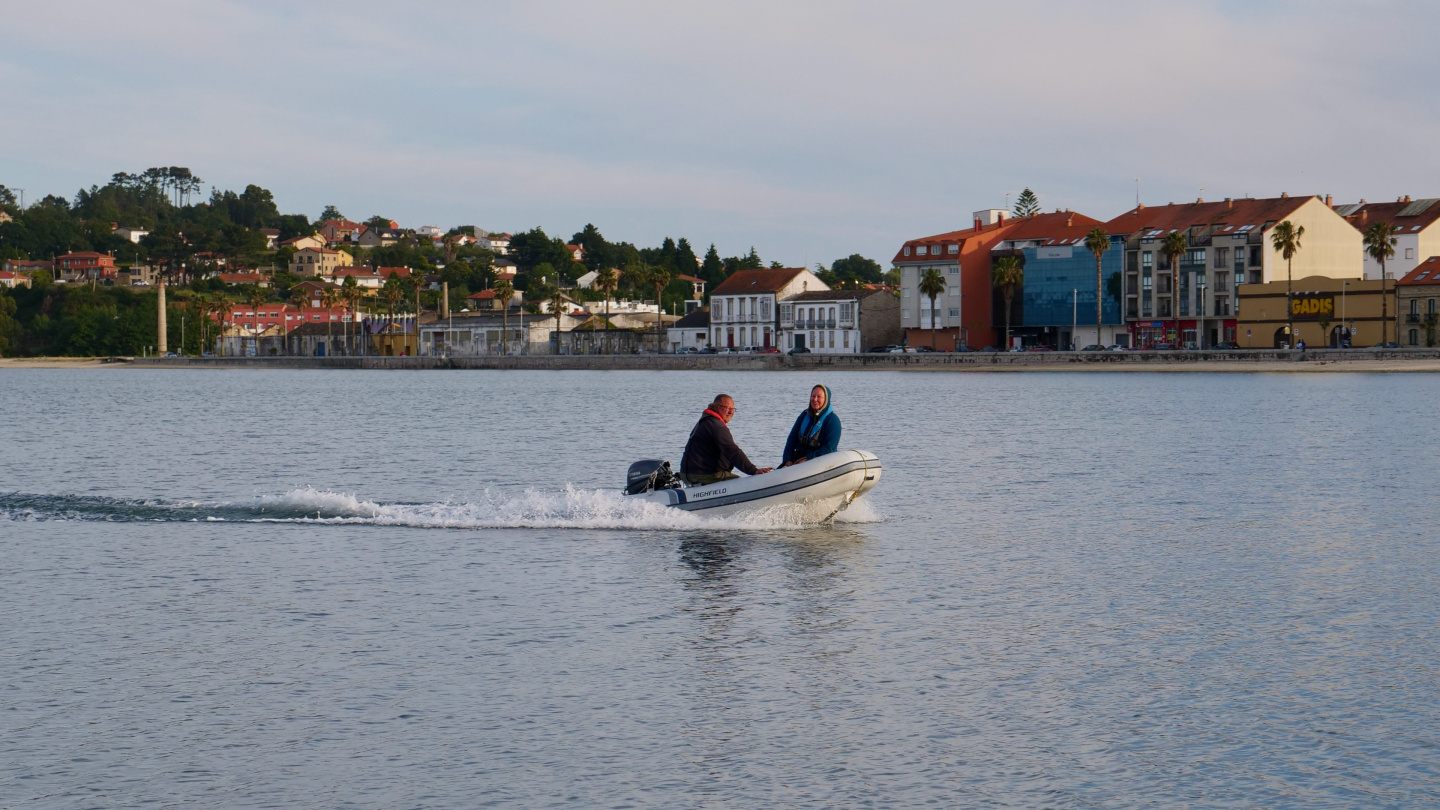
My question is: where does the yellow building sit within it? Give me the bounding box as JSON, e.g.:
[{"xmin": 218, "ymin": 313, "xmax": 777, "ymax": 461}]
[
  {"xmin": 1237, "ymin": 276, "xmax": 1393, "ymax": 347},
  {"xmin": 289, "ymin": 247, "xmax": 354, "ymax": 278}
]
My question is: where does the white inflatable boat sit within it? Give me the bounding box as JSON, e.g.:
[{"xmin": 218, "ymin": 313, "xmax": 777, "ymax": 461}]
[{"xmin": 624, "ymin": 450, "xmax": 882, "ymax": 521}]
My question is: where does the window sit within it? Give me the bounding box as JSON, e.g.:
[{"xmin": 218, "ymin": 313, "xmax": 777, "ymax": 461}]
[
  {"xmin": 902, "ymin": 289, "xmax": 910, "ymax": 297},
  {"xmin": 948, "ymin": 266, "xmax": 958, "ymax": 274},
  {"xmin": 1142, "ymin": 297, "xmax": 1152, "ymax": 318},
  {"xmin": 1406, "ymin": 248, "xmax": 1415, "ymax": 260},
  {"xmin": 1249, "ymin": 250, "xmax": 1261, "ymax": 267},
  {"xmin": 1430, "ymin": 298, "xmax": 1437, "ymax": 316},
  {"xmin": 1410, "ymin": 299, "xmax": 1418, "ymax": 315},
  {"xmin": 1142, "ymin": 251, "xmax": 1153, "ymax": 274},
  {"xmin": 829, "ymin": 331, "xmax": 835, "ymax": 348},
  {"xmin": 948, "ymin": 308, "xmax": 959, "ymax": 317},
  {"xmin": 1142, "ymin": 275, "xmax": 1153, "ymax": 291},
  {"xmin": 1215, "ymin": 247, "xmax": 1229, "ymax": 267},
  {"xmin": 1215, "ymin": 271, "xmax": 1229, "ymax": 292},
  {"xmin": 780, "ymin": 304, "xmax": 791, "ymax": 322},
  {"xmin": 948, "ymin": 244, "xmax": 959, "ymax": 254},
  {"xmin": 1186, "ymin": 248, "xmax": 1206, "ymax": 265},
  {"xmin": 1159, "ymin": 300, "xmax": 1172, "ymax": 317},
  {"xmin": 1411, "ymin": 329, "xmax": 1420, "ymax": 345},
  {"xmin": 902, "ymin": 309, "xmax": 910, "ymax": 318},
  {"xmin": 904, "ymin": 246, "xmax": 911, "ymax": 256},
  {"xmin": 949, "ymin": 286, "xmax": 959, "ymax": 297},
  {"xmin": 843, "ymin": 331, "xmax": 850, "ymax": 348},
  {"xmin": 917, "ymin": 246, "xmax": 928, "ymax": 255}
]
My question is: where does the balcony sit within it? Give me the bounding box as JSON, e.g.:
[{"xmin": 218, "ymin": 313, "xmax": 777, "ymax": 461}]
[{"xmin": 1406, "ymin": 313, "xmax": 1421, "ymax": 323}]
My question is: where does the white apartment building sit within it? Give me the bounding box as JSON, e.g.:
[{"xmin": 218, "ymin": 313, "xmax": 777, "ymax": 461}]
[
  {"xmin": 708, "ymin": 267, "xmax": 827, "ymax": 349},
  {"xmin": 1339, "ymin": 197, "xmax": 1440, "ymax": 280},
  {"xmin": 778, "ymin": 288, "xmax": 901, "ymax": 352}
]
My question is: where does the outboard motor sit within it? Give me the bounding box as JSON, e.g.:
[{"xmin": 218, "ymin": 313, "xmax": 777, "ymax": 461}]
[{"xmin": 626, "ymin": 459, "xmax": 682, "ymax": 495}]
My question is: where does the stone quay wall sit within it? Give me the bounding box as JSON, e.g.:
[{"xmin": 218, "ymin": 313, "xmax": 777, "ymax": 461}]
[{"xmin": 126, "ymin": 348, "xmax": 1440, "ymax": 371}]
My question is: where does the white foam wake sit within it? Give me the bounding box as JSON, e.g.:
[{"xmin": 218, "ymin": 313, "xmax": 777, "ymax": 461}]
[{"xmin": 227, "ymin": 486, "xmax": 883, "ymax": 531}]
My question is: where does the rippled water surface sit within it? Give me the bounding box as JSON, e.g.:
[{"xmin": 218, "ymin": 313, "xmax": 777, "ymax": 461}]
[{"xmin": 4, "ymin": 368, "xmax": 1440, "ymax": 808}]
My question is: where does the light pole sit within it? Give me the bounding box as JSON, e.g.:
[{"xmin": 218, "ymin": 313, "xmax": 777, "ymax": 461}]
[
  {"xmin": 1342, "ymin": 281, "xmax": 1348, "ymax": 347},
  {"xmin": 1196, "ymin": 274, "xmax": 1207, "ymax": 348},
  {"xmin": 1072, "ymin": 289, "xmax": 1077, "ymax": 350}
]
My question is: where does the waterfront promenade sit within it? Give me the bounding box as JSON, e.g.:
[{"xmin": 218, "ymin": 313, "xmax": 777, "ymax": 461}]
[{"xmin": 6, "ymin": 347, "xmax": 1437, "ymax": 372}]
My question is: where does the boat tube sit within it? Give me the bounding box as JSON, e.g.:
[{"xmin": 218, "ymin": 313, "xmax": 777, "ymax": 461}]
[{"xmin": 624, "ymin": 450, "xmax": 882, "ymax": 521}]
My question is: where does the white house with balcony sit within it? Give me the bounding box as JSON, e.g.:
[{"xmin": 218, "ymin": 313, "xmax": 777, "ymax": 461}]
[
  {"xmin": 779, "ymin": 288, "xmax": 902, "ymax": 352},
  {"xmin": 708, "ymin": 267, "xmax": 827, "ymax": 350}
]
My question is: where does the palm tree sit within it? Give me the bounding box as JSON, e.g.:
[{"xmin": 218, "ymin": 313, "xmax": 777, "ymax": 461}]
[
  {"xmin": 1161, "ymin": 230, "xmax": 1188, "ymax": 348},
  {"xmin": 341, "ymin": 275, "xmax": 361, "ymax": 355},
  {"xmin": 494, "ymin": 278, "xmax": 514, "ymax": 355},
  {"xmin": 1270, "ymin": 221, "xmax": 1305, "ymax": 349},
  {"xmin": 245, "ymin": 286, "xmax": 267, "ymax": 356},
  {"xmin": 321, "ymin": 287, "xmax": 340, "ymax": 355},
  {"xmin": 991, "ymin": 256, "xmax": 1023, "ymax": 349},
  {"xmin": 1363, "ymin": 221, "xmax": 1398, "ymax": 346},
  {"xmin": 380, "ymin": 276, "xmax": 404, "ymax": 353},
  {"xmin": 648, "ymin": 265, "xmax": 672, "ymax": 351},
  {"xmin": 287, "ymin": 284, "xmax": 309, "ymax": 354},
  {"xmin": 918, "ymin": 267, "xmax": 946, "ymax": 350},
  {"xmin": 526, "ymin": 275, "xmax": 558, "ymax": 354},
  {"xmin": 549, "ymin": 276, "xmax": 567, "ymax": 355},
  {"xmin": 408, "ymin": 269, "xmax": 426, "ymax": 356},
  {"xmin": 1085, "ymin": 227, "xmax": 1110, "ymax": 347},
  {"xmin": 212, "ymin": 296, "xmax": 233, "ymax": 356},
  {"xmin": 594, "ymin": 267, "xmax": 618, "ymax": 354}
]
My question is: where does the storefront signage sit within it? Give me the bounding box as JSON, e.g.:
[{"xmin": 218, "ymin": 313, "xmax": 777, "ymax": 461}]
[{"xmin": 1291, "ymin": 294, "xmax": 1335, "ymax": 321}]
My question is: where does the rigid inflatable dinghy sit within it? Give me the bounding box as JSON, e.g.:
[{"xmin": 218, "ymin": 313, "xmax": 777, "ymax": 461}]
[{"xmin": 624, "ymin": 450, "xmax": 882, "ymax": 521}]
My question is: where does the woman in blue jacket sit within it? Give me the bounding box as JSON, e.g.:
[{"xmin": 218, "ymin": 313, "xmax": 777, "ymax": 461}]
[{"xmin": 781, "ymin": 384, "xmax": 841, "ymax": 467}]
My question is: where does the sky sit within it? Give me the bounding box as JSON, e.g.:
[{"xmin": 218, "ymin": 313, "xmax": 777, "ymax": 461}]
[{"xmin": 3, "ymin": 0, "xmax": 1438, "ymax": 266}]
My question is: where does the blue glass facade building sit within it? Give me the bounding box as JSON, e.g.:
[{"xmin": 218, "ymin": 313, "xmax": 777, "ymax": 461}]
[{"xmin": 1018, "ymin": 241, "xmax": 1125, "ymax": 343}]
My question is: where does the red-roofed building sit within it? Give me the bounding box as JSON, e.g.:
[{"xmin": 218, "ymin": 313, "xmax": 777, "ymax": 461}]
[
  {"xmin": 1340, "ymin": 196, "xmax": 1440, "ymax": 280},
  {"xmin": 376, "ymin": 266, "xmax": 411, "ymax": 281},
  {"xmin": 56, "ymin": 252, "xmax": 117, "ymax": 283},
  {"xmin": 1103, "ymin": 194, "xmax": 1360, "ymax": 348},
  {"xmin": 318, "ymin": 219, "xmax": 364, "ymax": 244},
  {"xmin": 289, "ymin": 247, "xmax": 354, "ymax": 278},
  {"xmin": 1395, "ymin": 256, "xmax": 1440, "ymax": 346},
  {"xmin": 893, "ymin": 209, "xmax": 1017, "ymax": 349},
  {"xmin": 709, "ymin": 267, "xmax": 825, "ymax": 349},
  {"xmin": 0, "ymin": 270, "xmax": 31, "ymax": 289},
  {"xmin": 326, "ymin": 267, "xmax": 383, "ymax": 289}
]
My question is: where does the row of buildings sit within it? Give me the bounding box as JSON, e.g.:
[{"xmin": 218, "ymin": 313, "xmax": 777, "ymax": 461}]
[{"xmin": 895, "ymin": 194, "xmax": 1440, "ymax": 349}]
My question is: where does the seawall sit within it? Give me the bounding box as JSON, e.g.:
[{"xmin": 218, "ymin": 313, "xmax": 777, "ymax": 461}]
[{"xmin": 122, "ymin": 348, "xmax": 1440, "ymax": 372}]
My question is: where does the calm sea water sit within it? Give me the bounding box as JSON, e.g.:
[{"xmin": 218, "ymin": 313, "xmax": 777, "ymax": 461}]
[{"xmin": 3, "ymin": 368, "xmax": 1439, "ymax": 808}]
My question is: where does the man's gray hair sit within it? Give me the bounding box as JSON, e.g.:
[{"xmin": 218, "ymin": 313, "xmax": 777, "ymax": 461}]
[{"xmin": 710, "ymin": 394, "xmax": 734, "ymax": 408}]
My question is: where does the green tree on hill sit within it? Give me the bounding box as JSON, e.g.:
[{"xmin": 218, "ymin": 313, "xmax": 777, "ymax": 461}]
[{"xmin": 1014, "ymin": 188, "xmax": 1041, "ymax": 218}]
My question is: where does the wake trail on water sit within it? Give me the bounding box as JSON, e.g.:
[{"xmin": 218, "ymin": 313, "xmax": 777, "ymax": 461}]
[{"xmin": 0, "ymin": 486, "xmax": 881, "ymax": 530}]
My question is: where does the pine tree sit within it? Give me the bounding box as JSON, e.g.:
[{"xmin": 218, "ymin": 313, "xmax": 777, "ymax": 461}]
[
  {"xmin": 1014, "ymin": 188, "xmax": 1040, "ymax": 218},
  {"xmin": 701, "ymin": 244, "xmax": 724, "ymax": 285}
]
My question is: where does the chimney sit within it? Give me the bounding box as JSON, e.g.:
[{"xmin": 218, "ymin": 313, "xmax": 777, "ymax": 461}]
[
  {"xmin": 1281, "ymin": 192, "xmax": 1289, "ymax": 198},
  {"xmin": 1405, "ymin": 195, "xmax": 1412, "ymax": 203},
  {"xmin": 1325, "ymin": 194, "xmax": 1333, "ymax": 207},
  {"xmin": 1226, "ymin": 198, "xmax": 1234, "ymax": 209},
  {"xmin": 1066, "ymin": 215, "xmax": 1073, "ymax": 227},
  {"xmin": 974, "ymin": 217, "xmax": 982, "ymax": 231},
  {"xmin": 1197, "ymin": 197, "xmax": 1204, "ymax": 204},
  {"xmin": 998, "ymin": 212, "xmax": 1005, "ymax": 225},
  {"xmin": 1137, "ymin": 203, "xmax": 1145, "ymax": 211},
  {"xmin": 440, "ymin": 281, "xmax": 449, "ymax": 319}
]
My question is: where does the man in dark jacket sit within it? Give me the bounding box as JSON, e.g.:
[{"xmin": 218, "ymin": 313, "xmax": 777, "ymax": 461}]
[{"xmin": 679, "ymin": 394, "xmax": 773, "ymax": 486}]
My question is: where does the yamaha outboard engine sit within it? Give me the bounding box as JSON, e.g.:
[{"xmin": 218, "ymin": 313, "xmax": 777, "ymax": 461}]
[{"xmin": 626, "ymin": 459, "xmax": 682, "ymax": 495}]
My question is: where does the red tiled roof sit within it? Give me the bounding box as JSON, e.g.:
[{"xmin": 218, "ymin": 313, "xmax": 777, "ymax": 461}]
[
  {"xmin": 1397, "ymin": 256, "xmax": 1440, "ymax": 286},
  {"xmin": 330, "ymin": 268, "xmax": 380, "ymax": 277},
  {"xmin": 675, "ymin": 274, "xmax": 704, "ymax": 283},
  {"xmin": 998, "ymin": 210, "xmax": 1104, "ymax": 243},
  {"xmin": 892, "ymin": 219, "xmax": 1012, "ymax": 264},
  {"xmin": 711, "ymin": 267, "xmax": 808, "ymax": 295},
  {"xmin": 217, "ymin": 273, "xmax": 268, "ymax": 283},
  {"xmin": 467, "ymin": 289, "xmax": 497, "ymax": 299},
  {"xmin": 376, "ymin": 266, "xmax": 411, "ymax": 278},
  {"xmin": 1342, "ymin": 198, "xmax": 1440, "ymax": 234},
  {"xmin": 1100, "ymin": 196, "xmax": 1312, "ymax": 237},
  {"xmin": 57, "ymin": 251, "xmax": 107, "ymax": 259}
]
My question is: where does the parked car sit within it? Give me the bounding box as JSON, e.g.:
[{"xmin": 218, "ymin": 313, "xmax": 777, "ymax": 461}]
[
  {"xmin": 954, "ymin": 345, "xmax": 974, "ymax": 353},
  {"xmin": 888, "ymin": 346, "xmax": 917, "ymax": 353},
  {"xmin": 1026, "ymin": 345, "xmax": 1053, "ymax": 352},
  {"xmin": 1106, "ymin": 344, "xmax": 1128, "ymax": 352},
  {"xmin": 978, "ymin": 346, "xmax": 998, "ymax": 352},
  {"xmin": 1212, "ymin": 341, "xmax": 1240, "ymax": 350},
  {"xmin": 1079, "ymin": 344, "xmax": 1107, "ymax": 352},
  {"xmin": 788, "ymin": 347, "xmax": 812, "ymax": 355},
  {"xmin": 915, "ymin": 345, "xmax": 936, "ymax": 352},
  {"xmin": 676, "ymin": 346, "xmax": 699, "ymax": 354},
  {"xmin": 698, "ymin": 346, "xmax": 718, "ymax": 354},
  {"xmin": 718, "ymin": 347, "xmax": 740, "ymax": 354},
  {"xmin": 751, "ymin": 346, "xmax": 780, "ymax": 354},
  {"xmin": 865, "ymin": 346, "xmax": 890, "ymax": 353}
]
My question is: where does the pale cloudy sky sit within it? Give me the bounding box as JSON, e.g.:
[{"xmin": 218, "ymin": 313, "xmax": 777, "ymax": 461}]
[{"xmin": 2, "ymin": 0, "xmax": 1437, "ymax": 264}]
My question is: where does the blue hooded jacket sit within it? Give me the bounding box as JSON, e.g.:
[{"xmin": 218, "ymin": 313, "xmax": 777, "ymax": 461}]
[{"xmin": 782, "ymin": 385, "xmax": 841, "ymax": 464}]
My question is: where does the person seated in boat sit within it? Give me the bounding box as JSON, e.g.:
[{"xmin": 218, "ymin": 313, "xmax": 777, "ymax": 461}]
[
  {"xmin": 679, "ymin": 394, "xmax": 772, "ymax": 486},
  {"xmin": 780, "ymin": 384, "xmax": 841, "ymax": 468}
]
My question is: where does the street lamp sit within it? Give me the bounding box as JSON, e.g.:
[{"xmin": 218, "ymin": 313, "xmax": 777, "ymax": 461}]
[
  {"xmin": 1196, "ymin": 273, "xmax": 1207, "ymax": 348},
  {"xmin": 1342, "ymin": 281, "xmax": 1348, "ymax": 347}
]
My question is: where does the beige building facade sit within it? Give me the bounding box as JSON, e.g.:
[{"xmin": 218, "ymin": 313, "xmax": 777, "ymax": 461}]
[
  {"xmin": 290, "ymin": 247, "xmax": 354, "ymax": 278},
  {"xmin": 1237, "ymin": 276, "xmax": 1391, "ymax": 348}
]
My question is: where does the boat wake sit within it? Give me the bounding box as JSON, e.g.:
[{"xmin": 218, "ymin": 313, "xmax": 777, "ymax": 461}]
[{"xmin": 0, "ymin": 486, "xmax": 881, "ymax": 530}]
